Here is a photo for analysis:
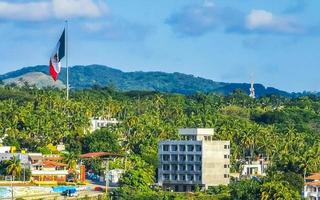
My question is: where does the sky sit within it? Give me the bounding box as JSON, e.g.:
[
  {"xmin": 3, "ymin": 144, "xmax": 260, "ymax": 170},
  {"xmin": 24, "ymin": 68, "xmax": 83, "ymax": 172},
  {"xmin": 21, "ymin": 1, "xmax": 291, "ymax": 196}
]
[{"xmin": 0, "ymin": 0, "xmax": 319, "ymax": 92}]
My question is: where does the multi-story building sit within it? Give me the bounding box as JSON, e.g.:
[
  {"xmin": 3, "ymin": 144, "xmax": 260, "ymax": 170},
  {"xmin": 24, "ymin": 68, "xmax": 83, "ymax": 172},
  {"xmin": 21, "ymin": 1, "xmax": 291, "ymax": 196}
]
[
  {"xmin": 304, "ymin": 173, "xmax": 320, "ymax": 200},
  {"xmin": 158, "ymin": 128, "xmax": 230, "ymax": 192}
]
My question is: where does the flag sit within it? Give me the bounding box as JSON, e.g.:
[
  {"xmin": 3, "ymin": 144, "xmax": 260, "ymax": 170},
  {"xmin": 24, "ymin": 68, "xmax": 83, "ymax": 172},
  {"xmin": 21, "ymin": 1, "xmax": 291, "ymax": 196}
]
[{"xmin": 49, "ymin": 29, "xmax": 65, "ymax": 81}]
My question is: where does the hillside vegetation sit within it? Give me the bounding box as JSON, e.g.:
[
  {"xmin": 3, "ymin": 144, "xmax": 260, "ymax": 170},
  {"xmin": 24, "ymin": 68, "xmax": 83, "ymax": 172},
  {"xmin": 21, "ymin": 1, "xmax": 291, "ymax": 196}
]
[
  {"xmin": 0, "ymin": 65, "xmax": 290, "ymax": 96},
  {"xmin": 0, "ymin": 84, "xmax": 319, "ymax": 199}
]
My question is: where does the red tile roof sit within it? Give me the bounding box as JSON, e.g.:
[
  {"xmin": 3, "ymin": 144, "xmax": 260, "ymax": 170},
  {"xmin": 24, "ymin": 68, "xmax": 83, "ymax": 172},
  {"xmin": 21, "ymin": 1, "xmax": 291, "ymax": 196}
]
[
  {"xmin": 305, "ymin": 181, "xmax": 320, "ymax": 186},
  {"xmin": 43, "ymin": 160, "xmax": 67, "ymax": 168},
  {"xmin": 306, "ymin": 173, "xmax": 320, "ymax": 180},
  {"xmin": 80, "ymin": 152, "xmax": 122, "ymax": 158}
]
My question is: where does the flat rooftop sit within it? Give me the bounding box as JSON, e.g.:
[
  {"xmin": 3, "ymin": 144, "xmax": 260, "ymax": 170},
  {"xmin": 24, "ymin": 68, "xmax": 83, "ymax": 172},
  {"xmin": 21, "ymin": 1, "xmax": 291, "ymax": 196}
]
[{"xmin": 178, "ymin": 128, "xmax": 214, "ymax": 136}]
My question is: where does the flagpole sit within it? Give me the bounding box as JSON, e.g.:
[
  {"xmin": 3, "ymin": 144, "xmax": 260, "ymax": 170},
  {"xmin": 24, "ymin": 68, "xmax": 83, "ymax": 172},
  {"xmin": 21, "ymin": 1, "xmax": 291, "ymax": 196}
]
[{"xmin": 65, "ymin": 20, "xmax": 69, "ymax": 100}]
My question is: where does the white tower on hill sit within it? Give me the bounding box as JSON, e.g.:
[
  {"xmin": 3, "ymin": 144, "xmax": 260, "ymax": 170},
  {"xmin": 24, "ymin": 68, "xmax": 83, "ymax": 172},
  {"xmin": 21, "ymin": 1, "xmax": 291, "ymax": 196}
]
[{"xmin": 249, "ymin": 78, "xmax": 255, "ymax": 98}]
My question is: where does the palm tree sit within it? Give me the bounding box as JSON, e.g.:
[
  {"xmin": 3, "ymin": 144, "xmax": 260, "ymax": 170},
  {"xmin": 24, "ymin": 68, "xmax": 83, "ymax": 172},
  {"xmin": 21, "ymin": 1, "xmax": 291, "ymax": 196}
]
[
  {"xmin": 63, "ymin": 152, "xmax": 78, "ymax": 171},
  {"xmin": 6, "ymin": 156, "xmax": 22, "ymax": 180}
]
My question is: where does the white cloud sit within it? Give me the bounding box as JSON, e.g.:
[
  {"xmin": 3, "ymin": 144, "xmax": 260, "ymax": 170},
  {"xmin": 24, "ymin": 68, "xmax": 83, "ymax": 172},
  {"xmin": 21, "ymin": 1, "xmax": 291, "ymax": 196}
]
[
  {"xmin": 0, "ymin": 1, "xmax": 50, "ymax": 21},
  {"xmin": 52, "ymin": 0, "xmax": 107, "ymax": 19},
  {"xmin": 0, "ymin": 0, "xmax": 108, "ymax": 21},
  {"xmin": 246, "ymin": 9, "xmax": 303, "ymax": 34}
]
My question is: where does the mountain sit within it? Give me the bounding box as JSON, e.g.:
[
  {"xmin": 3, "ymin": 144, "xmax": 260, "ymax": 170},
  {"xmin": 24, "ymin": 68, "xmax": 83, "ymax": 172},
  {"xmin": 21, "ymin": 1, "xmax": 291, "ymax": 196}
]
[
  {"xmin": 3, "ymin": 72, "xmax": 65, "ymax": 89},
  {"xmin": 0, "ymin": 64, "xmax": 290, "ymax": 96}
]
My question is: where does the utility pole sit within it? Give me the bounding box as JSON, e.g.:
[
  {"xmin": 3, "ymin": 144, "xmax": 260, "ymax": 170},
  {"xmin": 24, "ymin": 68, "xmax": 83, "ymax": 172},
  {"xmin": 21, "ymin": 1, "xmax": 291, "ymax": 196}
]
[{"xmin": 103, "ymin": 160, "xmax": 109, "ymax": 196}]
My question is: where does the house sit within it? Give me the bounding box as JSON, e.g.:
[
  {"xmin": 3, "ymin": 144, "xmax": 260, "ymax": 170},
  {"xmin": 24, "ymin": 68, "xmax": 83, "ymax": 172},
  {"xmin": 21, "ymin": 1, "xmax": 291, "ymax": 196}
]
[
  {"xmin": 0, "ymin": 146, "xmax": 14, "ymax": 153},
  {"xmin": 158, "ymin": 128, "xmax": 230, "ymax": 192},
  {"xmin": 31, "ymin": 159, "xmax": 69, "ymax": 182},
  {"xmin": 304, "ymin": 173, "xmax": 320, "ymax": 200},
  {"xmin": 241, "ymin": 158, "xmax": 268, "ymax": 177}
]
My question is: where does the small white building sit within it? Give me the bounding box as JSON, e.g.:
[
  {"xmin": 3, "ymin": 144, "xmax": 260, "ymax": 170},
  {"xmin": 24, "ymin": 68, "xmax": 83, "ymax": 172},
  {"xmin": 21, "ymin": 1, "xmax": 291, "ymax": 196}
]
[
  {"xmin": 109, "ymin": 169, "xmax": 125, "ymax": 186},
  {"xmin": 158, "ymin": 128, "xmax": 230, "ymax": 192},
  {"xmin": 0, "ymin": 146, "xmax": 12, "ymax": 153},
  {"xmin": 304, "ymin": 173, "xmax": 320, "ymax": 200},
  {"xmin": 241, "ymin": 159, "xmax": 268, "ymax": 177},
  {"xmin": 90, "ymin": 117, "xmax": 120, "ymax": 132}
]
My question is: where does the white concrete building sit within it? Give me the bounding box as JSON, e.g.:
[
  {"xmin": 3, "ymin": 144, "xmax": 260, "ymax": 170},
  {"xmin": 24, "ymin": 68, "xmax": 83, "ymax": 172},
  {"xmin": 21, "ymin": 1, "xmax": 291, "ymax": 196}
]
[
  {"xmin": 158, "ymin": 128, "xmax": 230, "ymax": 192},
  {"xmin": 241, "ymin": 159, "xmax": 268, "ymax": 177},
  {"xmin": 304, "ymin": 173, "xmax": 320, "ymax": 200},
  {"xmin": 0, "ymin": 146, "xmax": 12, "ymax": 153},
  {"xmin": 90, "ymin": 117, "xmax": 120, "ymax": 132}
]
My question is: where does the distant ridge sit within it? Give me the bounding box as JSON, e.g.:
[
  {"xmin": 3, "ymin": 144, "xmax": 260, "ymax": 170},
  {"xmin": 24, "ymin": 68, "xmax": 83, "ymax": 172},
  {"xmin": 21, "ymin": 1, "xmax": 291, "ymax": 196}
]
[
  {"xmin": 3, "ymin": 72, "xmax": 65, "ymax": 89},
  {"xmin": 0, "ymin": 64, "xmax": 292, "ymax": 96}
]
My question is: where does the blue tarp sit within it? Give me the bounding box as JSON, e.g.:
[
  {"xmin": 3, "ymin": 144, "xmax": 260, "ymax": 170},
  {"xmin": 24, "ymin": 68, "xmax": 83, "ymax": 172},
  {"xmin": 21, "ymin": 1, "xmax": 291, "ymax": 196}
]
[{"xmin": 52, "ymin": 186, "xmax": 77, "ymax": 193}]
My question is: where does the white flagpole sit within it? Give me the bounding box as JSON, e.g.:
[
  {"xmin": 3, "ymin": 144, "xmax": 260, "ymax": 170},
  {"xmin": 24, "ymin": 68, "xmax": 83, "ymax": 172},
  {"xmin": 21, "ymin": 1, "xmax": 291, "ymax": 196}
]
[{"xmin": 65, "ymin": 20, "xmax": 69, "ymax": 100}]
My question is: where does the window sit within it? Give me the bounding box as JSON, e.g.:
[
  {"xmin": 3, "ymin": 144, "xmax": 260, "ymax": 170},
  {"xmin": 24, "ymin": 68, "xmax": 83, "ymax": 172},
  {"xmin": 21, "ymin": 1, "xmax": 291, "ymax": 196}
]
[
  {"xmin": 187, "ymin": 136, "xmax": 196, "ymax": 140},
  {"xmin": 187, "ymin": 164, "xmax": 194, "ymax": 171},
  {"xmin": 196, "ymin": 175, "xmax": 202, "ymax": 181},
  {"xmin": 187, "ymin": 155, "xmax": 194, "ymax": 161},
  {"xmin": 171, "ymin": 145, "xmax": 178, "ymax": 151},
  {"xmin": 163, "ymin": 155, "xmax": 170, "ymax": 161},
  {"xmin": 187, "ymin": 174, "xmax": 194, "ymax": 181},
  {"xmin": 187, "ymin": 145, "xmax": 194, "ymax": 152},
  {"xmin": 171, "ymin": 155, "xmax": 178, "ymax": 161},
  {"xmin": 163, "ymin": 174, "xmax": 170, "ymax": 180},
  {"xmin": 196, "ymin": 145, "xmax": 202, "ymax": 152},
  {"xmin": 172, "ymin": 174, "xmax": 178, "ymax": 181},
  {"xmin": 179, "ymin": 174, "xmax": 185, "ymax": 181},
  {"xmin": 224, "ymin": 154, "xmax": 229, "ymax": 159},
  {"xmin": 179, "ymin": 164, "xmax": 186, "ymax": 171},
  {"xmin": 171, "ymin": 164, "xmax": 178, "ymax": 171},
  {"xmin": 224, "ymin": 174, "xmax": 229, "ymax": 178},
  {"xmin": 163, "ymin": 145, "xmax": 169, "ymax": 151},
  {"xmin": 179, "ymin": 145, "xmax": 186, "ymax": 151},
  {"xmin": 224, "ymin": 164, "xmax": 228, "ymax": 168},
  {"xmin": 163, "ymin": 164, "xmax": 170, "ymax": 170},
  {"xmin": 195, "ymin": 155, "xmax": 202, "ymax": 162},
  {"xmin": 179, "ymin": 155, "xmax": 186, "ymax": 161},
  {"xmin": 195, "ymin": 164, "xmax": 201, "ymax": 171}
]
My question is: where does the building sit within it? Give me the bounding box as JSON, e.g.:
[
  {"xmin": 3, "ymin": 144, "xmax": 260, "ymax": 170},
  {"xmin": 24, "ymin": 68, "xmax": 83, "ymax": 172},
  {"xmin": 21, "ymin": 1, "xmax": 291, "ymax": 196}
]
[
  {"xmin": 158, "ymin": 128, "xmax": 230, "ymax": 192},
  {"xmin": 108, "ymin": 169, "xmax": 125, "ymax": 186},
  {"xmin": 90, "ymin": 117, "xmax": 120, "ymax": 132},
  {"xmin": 0, "ymin": 153, "xmax": 30, "ymax": 165},
  {"xmin": 241, "ymin": 158, "xmax": 268, "ymax": 177},
  {"xmin": 31, "ymin": 160, "xmax": 69, "ymax": 182},
  {"xmin": 0, "ymin": 146, "xmax": 14, "ymax": 153},
  {"xmin": 304, "ymin": 173, "xmax": 320, "ymax": 200}
]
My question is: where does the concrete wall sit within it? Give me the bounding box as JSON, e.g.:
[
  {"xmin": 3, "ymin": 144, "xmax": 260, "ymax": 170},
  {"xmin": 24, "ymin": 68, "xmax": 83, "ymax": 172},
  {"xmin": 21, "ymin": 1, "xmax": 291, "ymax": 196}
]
[{"xmin": 202, "ymin": 141, "xmax": 230, "ymax": 187}]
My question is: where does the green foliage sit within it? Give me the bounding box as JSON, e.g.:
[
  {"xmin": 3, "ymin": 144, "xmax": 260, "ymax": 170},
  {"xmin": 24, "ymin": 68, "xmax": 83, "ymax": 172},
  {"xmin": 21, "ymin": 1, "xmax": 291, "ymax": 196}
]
[
  {"xmin": 261, "ymin": 180, "xmax": 300, "ymax": 200},
  {"xmin": 0, "ymin": 85, "xmax": 319, "ymax": 198},
  {"xmin": 5, "ymin": 156, "xmax": 22, "ymax": 177},
  {"xmin": 119, "ymin": 156, "xmax": 155, "ymax": 193},
  {"xmin": 82, "ymin": 127, "xmax": 121, "ymax": 153},
  {"xmin": 229, "ymin": 179, "xmax": 261, "ymax": 200}
]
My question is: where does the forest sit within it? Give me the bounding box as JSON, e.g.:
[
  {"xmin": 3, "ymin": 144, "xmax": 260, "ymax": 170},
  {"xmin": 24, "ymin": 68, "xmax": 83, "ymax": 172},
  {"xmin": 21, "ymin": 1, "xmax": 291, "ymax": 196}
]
[{"xmin": 0, "ymin": 84, "xmax": 319, "ymax": 199}]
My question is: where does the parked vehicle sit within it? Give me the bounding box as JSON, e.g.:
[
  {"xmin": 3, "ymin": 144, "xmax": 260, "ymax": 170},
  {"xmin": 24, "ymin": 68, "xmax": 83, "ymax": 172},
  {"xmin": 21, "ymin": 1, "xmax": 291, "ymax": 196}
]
[{"xmin": 62, "ymin": 188, "xmax": 78, "ymax": 197}]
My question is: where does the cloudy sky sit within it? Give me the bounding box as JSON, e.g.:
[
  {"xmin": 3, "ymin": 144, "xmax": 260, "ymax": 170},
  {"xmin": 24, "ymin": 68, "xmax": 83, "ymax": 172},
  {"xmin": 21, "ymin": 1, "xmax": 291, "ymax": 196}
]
[{"xmin": 0, "ymin": 0, "xmax": 319, "ymax": 92}]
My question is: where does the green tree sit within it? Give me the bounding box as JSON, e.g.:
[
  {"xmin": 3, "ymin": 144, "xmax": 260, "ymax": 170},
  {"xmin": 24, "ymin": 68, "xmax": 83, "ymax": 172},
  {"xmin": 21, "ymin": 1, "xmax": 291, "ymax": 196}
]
[{"xmin": 5, "ymin": 156, "xmax": 22, "ymax": 180}]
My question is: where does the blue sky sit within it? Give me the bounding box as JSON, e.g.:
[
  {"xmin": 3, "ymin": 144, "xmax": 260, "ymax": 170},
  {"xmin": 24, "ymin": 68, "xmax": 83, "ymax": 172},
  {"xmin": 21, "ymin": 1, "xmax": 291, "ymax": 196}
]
[{"xmin": 0, "ymin": 0, "xmax": 319, "ymax": 92}]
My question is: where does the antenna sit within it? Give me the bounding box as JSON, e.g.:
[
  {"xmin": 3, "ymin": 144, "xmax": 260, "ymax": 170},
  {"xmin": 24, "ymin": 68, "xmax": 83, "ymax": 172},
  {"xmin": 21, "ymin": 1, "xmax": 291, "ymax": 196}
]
[{"xmin": 249, "ymin": 74, "xmax": 255, "ymax": 98}]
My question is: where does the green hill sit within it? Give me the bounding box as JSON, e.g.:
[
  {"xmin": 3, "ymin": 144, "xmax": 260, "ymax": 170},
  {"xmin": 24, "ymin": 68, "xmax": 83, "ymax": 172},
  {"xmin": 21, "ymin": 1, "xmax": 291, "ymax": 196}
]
[{"xmin": 0, "ymin": 64, "xmax": 290, "ymax": 96}]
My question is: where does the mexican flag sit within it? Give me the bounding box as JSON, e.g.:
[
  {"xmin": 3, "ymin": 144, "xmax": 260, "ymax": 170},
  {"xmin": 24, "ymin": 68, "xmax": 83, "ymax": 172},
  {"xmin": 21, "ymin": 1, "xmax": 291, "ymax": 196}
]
[{"xmin": 49, "ymin": 29, "xmax": 65, "ymax": 81}]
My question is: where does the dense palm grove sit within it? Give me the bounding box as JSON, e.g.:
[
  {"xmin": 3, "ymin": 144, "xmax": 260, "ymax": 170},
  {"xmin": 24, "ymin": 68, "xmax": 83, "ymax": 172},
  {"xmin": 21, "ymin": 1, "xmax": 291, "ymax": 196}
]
[{"xmin": 0, "ymin": 84, "xmax": 320, "ymax": 199}]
